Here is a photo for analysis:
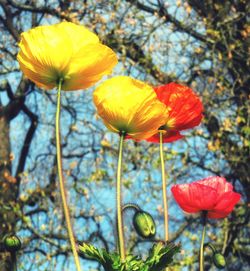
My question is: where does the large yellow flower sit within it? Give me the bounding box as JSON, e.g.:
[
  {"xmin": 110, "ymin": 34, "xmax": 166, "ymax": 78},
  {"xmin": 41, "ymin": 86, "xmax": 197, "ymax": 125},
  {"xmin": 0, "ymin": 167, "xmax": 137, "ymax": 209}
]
[
  {"xmin": 93, "ymin": 76, "xmax": 168, "ymax": 140},
  {"xmin": 17, "ymin": 22, "xmax": 118, "ymax": 90}
]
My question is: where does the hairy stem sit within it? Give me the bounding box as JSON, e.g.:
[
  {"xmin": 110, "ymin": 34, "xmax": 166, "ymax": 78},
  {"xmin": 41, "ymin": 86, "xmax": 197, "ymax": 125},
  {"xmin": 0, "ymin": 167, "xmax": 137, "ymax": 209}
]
[
  {"xmin": 56, "ymin": 80, "xmax": 82, "ymax": 271},
  {"xmin": 159, "ymin": 131, "xmax": 169, "ymax": 242},
  {"xmin": 116, "ymin": 132, "xmax": 126, "ymax": 261},
  {"xmin": 199, "ymin": 211, "xmax": 207, "ymax": 271}
]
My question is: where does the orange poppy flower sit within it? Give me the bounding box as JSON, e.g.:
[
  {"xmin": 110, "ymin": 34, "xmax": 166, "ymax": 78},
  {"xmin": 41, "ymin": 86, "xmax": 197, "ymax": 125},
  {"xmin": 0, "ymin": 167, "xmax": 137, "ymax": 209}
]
[{"xmin": 146, "ymin": 83, "xmax": 203, "ymax": 143}]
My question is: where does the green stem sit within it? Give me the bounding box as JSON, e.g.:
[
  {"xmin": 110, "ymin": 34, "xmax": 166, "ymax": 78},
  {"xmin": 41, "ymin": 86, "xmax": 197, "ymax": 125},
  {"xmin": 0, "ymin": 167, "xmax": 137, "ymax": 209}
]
[
  {"xmin": 56, "ymin": 80, "xmax": 82, "ymax": 271},
  {"xmin": 199, "ymin": 211, "xmax": 207, "ymax": 271},
  {"xmin": 204, "ymin": 243, "xmax": 217, "ymax": 255},
  {"xmin": 11, "ymin": 252, "xmax": 17, "ymax": 271},
  {"xmin": 122, "ymin": 203, "xmax": 141, "ymax": 212},
  {"xmin": 222, "ymin": 218, "xmax": 229, "ymax": 254},
  {"xmin": 159, "ymin": 131, "xmax": 169, "ymax": 242},
  {"xmin": 116, "ymin": 132, "xmax": 126, "ymax": 261}
]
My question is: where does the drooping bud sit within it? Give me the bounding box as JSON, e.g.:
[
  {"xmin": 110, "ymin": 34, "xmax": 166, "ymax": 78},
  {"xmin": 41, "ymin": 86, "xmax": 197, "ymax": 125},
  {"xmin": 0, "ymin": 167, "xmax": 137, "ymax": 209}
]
[
  {"xmin": 133, "ymin": 211, "xmax": 156, "ymax": 238},
  {"xmin": 3, "ymin": 235, "xmax": 21, "ymax": 252},
  {"xmin": 213, "ymin": 253, "xmax": 226, "ymax": 269}
]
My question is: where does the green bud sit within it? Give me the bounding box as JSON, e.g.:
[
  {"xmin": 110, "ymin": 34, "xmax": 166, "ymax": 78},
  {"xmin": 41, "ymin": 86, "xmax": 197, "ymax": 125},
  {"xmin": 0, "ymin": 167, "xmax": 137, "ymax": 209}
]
[
  {"xmin": 213, "ymin": 253, "xmax": 226, "ymax": 269},
  {"xmin": 133, "ymin": 211, "xmax": 156, "ymax": 238},
  {"xmin": 3, "ymin": 235, "xmax": 21, "ymax": 252}
]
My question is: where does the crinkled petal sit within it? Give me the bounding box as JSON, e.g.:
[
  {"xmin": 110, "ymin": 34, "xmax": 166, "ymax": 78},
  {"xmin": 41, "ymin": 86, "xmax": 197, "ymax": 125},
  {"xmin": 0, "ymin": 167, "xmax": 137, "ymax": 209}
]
[
  {"xmin": 154, "ymin": 82, "xmax": 203, "ymax": 134},
  {"xmin": 171, "ymin": 183, "xmax": 218, "ymax": 213},
  {"xmin": 209, "ymin": 191, "xmax": 241, "ymax": 218},
  {"xmin": 196, "ymin": 176, "xmax": 233, "ymax": 194},
  {"xmin": 172, "ymin": 177, "xmax": 241, "ymax": 219}
]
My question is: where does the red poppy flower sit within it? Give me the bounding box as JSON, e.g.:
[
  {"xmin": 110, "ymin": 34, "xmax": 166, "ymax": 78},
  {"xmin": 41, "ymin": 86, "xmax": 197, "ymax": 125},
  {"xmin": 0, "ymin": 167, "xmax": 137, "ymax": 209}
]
[
  {"xmin": 171, "ymin": 176, "xmax": 241, "ymax": 219},
  {"xmin": 146, "ymin": 83, "xmax": 203, "ymax": 143}
]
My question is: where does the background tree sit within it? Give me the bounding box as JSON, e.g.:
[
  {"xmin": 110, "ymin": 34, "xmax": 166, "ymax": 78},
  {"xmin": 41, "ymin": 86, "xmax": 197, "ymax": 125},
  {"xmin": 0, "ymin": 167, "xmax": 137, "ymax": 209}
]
[{"xmin": 0, "ymin": 0, "xmax": 249, "ymax": 270}]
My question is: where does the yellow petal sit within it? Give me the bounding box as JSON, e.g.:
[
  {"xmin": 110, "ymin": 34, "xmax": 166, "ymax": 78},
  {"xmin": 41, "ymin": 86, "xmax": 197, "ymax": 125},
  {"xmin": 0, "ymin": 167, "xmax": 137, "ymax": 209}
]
[
  {"xmin": 17, "ymin": 49, "xmax": 59, "ymax": 89},
  {"xmin": 58, "ymin": 22, "xmax": 99, "ymax": 52},
  {"xmin": 93, "ymin": 76, "xmax": 168, "ymax": 140},
  {"xmin": 17, "ymin": 22, "xmax": 118, "ymax": 90},
  {"xmin": 18, "ymin": 23, "xmax": 72, "ymax": 73},
  {"xmin": 63, "ymin": 43, "xmax": 118, "ymax": 90}
]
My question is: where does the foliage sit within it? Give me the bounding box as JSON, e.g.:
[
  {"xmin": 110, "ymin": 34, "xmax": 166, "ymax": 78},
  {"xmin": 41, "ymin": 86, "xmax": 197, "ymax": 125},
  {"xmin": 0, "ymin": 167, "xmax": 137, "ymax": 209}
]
[{"xmin": 79, "ymin": 242, "xmax": 180, "ymax": 271}]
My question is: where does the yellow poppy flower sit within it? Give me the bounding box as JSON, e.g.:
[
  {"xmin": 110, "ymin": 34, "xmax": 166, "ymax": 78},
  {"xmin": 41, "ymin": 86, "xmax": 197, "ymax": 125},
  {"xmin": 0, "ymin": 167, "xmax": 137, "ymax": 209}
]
[
  {"xmin": 17, "ymin": 22, "xmax": 118, "ymax": 91},
  {"xmin": 93, "ymin": 76, "xmax": 168, "ymax": 140}
]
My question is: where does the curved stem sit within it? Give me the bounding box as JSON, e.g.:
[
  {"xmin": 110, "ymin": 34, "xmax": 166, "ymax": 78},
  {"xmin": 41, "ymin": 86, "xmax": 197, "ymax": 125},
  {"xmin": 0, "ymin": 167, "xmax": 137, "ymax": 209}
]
[
  {"xmin": 159, "ymin": 131, "xmax": 169, "ymax": 242},
  {"xmin": 199, "ymin": 211, "xmax": 207, "ymax": 271},
  {"xmin": 122, "ymin": 203, "xmax": 141, "ymax": 212},
  {"xmin": 56, "ymin": 80, "xmax": 82, "ymax": 271},
  {"xmin": 116, "ymin": 133, "xmax": 126, "ymax": 261},
  {"xmin": 204, "ymin": 243, "xmax": 217, "ymax": 255}
]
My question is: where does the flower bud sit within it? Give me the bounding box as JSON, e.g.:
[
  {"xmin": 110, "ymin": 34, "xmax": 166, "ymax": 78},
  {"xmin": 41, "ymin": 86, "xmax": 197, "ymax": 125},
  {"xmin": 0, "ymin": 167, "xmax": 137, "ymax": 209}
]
[
  {"xmin": 213, "ymin": 253, "xmax": 226, "ymax": 269},
  {"xmin": 3, "ymin": 235, "xmax": 21, "ymax": 252},
  {"xmin": 133, "ymin": 211, "xmax": 156, "ymax": 238}
]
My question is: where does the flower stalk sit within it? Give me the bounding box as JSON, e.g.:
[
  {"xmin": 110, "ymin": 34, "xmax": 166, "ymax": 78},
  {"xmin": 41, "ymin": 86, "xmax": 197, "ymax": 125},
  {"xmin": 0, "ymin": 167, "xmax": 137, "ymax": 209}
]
[
  {"xmin": 199, "ymin": 211, "xmax": 207, "ymax": 271},
  {"xmin": 116, "ymin": 132, "xmax": 126, "ymax": 261},
  {"xmin": 122, "ymin": 203, "xmax": 141, "ymax": 212},
  {"xmin": 56, "ymin": 79, "xmax": 82, "ymax": 271},
  {"xmin": 11, "ymin": 252, "xmax": 17, "ymax": 271},
  {"xmin": 159, "ymin": 131, "xmax": 169, "ymax": 242}
]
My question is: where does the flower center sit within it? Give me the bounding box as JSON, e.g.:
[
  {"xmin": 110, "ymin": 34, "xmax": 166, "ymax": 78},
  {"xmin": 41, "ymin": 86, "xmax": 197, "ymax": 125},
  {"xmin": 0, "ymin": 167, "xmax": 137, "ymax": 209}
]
[{"xmin": 159, "ymin": 117, "xmax": 176, "ymax": 131}]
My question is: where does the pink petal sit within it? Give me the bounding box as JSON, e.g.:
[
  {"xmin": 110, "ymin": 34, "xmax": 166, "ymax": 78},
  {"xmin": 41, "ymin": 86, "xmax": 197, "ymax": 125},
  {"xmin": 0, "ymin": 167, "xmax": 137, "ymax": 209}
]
[
  {"xmin": 196, "ymin": 176, "xmax": 233, "ymax": 194},
  {"xmin": 171, "ymin": 183, "xmax": 218, "ymax": 213}
]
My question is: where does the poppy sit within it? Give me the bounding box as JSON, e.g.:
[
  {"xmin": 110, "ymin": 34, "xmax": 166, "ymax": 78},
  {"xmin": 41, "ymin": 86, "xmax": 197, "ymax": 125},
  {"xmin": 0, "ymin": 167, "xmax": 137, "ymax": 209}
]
[
  {"xmin": 146, "ymin": 83, "xmax": 203, "ymax": 143},
  {"xmin": 171, "ymin": 176, "xmax": 241, "ymax": 219},
  {"xmin": 17, "ymin": 22, "xmax": 117, "ymax": 90},
  {"xmin": 93, "ymin": 76, "xmax": 168, "ymax": 140}
]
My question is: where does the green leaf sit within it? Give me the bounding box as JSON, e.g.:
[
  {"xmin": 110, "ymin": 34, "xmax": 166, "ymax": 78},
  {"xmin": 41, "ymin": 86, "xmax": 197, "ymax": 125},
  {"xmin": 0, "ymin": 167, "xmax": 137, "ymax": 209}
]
[
  {"xmin": 145, "ymin": 242, "xmax": 181, "ymax": 271},
  {"xmin": 79, "ymin": 242, "xmax": 180, "ymax": 271},
  {"xmin": 78, "ymin": 243, "xmax": 106, "ymax": 264},
  {"xmin": 122, "ymin": 254, "xmax": 145, "ymax": 271},
  {"xmin": 79, "ymin": 243, "xmax": 121, "ymax": 271}
]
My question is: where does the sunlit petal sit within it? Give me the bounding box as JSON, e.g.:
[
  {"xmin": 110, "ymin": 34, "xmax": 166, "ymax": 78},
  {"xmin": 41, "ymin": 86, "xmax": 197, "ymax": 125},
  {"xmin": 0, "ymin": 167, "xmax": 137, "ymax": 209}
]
[
  {"xmin": 17, "ymin": 22, "xmax": 117, "ymax": 91},
  {"xmin": 93, "ymin": 76, "xmax": 168, "ymax": 140}
]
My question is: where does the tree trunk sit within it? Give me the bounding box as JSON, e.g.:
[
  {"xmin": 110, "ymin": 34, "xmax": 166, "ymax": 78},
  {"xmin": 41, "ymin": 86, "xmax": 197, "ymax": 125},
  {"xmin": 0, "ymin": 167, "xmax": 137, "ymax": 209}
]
[{"xmin": 0, "ymin": 114, "xmax": 17, "ymax": 271}]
